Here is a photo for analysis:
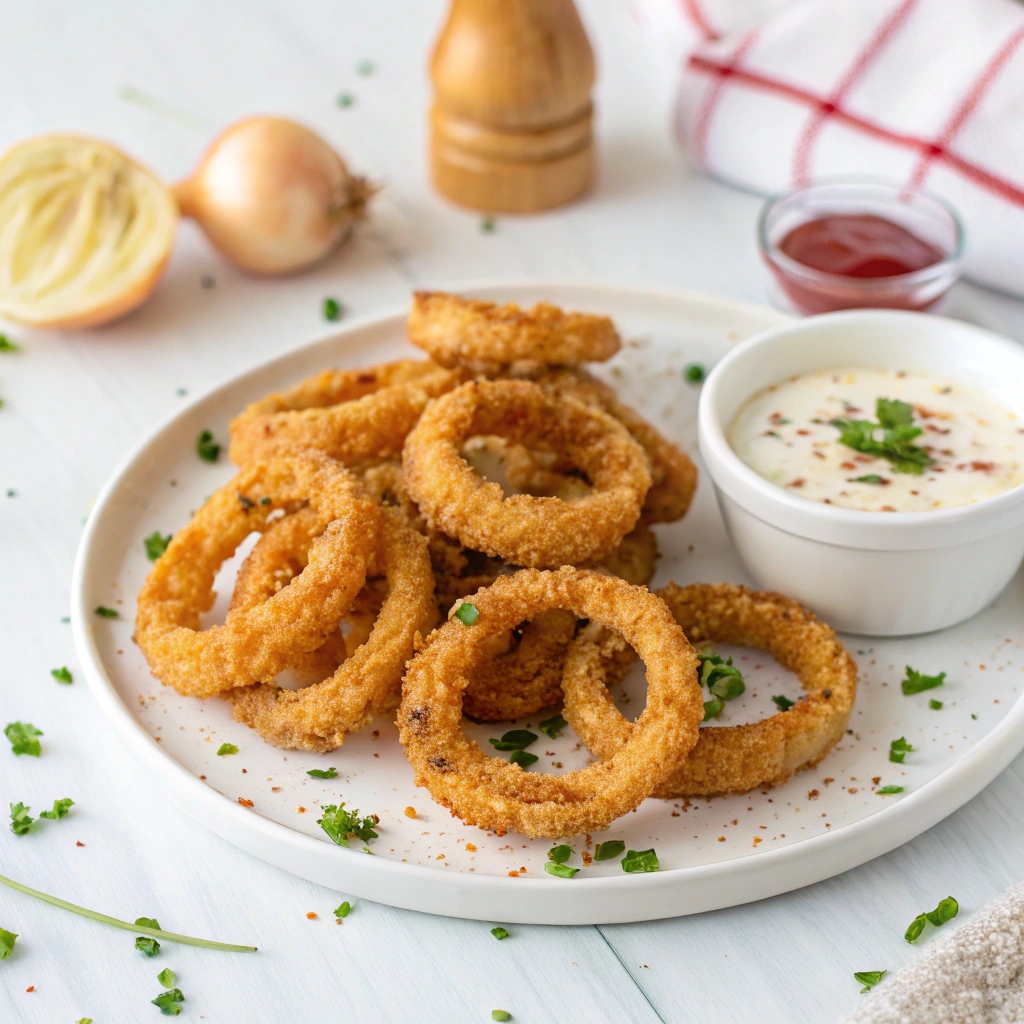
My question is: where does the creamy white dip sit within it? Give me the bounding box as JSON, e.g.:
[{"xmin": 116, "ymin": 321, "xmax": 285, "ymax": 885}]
[{"xmin": 728, "ymin": 368, "xmax": 1024, "ymax": 512}]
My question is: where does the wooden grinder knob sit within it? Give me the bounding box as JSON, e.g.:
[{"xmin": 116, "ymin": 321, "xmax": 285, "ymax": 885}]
[{"xmin": 429, "ymin": 0, "xmax": 596, "ymax": 213}]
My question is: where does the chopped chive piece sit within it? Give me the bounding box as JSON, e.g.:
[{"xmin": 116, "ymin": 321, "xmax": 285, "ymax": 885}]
[
  {"xmin": 547, "ymin": 845, "xmax": 572, "ymax": 865},
  {"xmin": 317, "ymin": 803, "xmax": 379, "ymax": 846},
  {"xmin": 152, "ymin": 988, "xmax": 184, "ymax": 1015},
  {"xmin": 710, "ymin": 673, "xmax": 745, "ymax": 701},
  {"xmin": 538, "ymin": 713, "xmax": 567, "ymax": 740},
  {"xmin": 157, "ymin": 968, "xmax": 177, "ymax": 988},
  {"xmin": 9, "ymin": 803, "xmax": 33, "ymax": 836},
  {"xmin": 698, "ymin": 651, "xmax": 744, "ymax": 697},
  {"xmin": 455, "ymin": 601, "xmax": 479, "ymax": 625},
  {"xmin": 196, "ymin": 430, "xmax": 221, "ymax": 463},
  {"xmin": 216, "ymin": 743, "xmax": 238, "ymax": 756},
  {"xmin": 307, "ymin": 767, "xmax": 338, "ymax": 778},
  {"xmin": 0, "ymin": 927, "xmax": 16, "ymax": 959},
  {"xmin": 925, "ymin": 896, "xmax": 959, "ymax": 927},
  {"xmin": 0, "ymin": 335, "xmax": 20, "ymax": 352},
  {"xmin": 509, "ymin": 749, "xmax": 538, "ymax": 769},
  {"xmin": 490, "ymin": 926, "xmax": 509, "ymax": 940},
  {"xmin": 683, "ymin": 362, "xmax": 706, "ymax": 383},
  {"xmin": 877, "ymin": 785, "xmax": 904, "ymax": 795},
  {"xmin": 621, "ymin": 848, "xmax": 659, "ymax": 873},
  {"xmin": 929, "ymin": 699, "xmax": 943, "ymax": 710},
  {"xmin": 703, "ymin": 696, "xmax": 724, "ymax": 720},
  {"xmin": 971, "ymin": 713, "xmax": 978, "ymax": 720},
  {"xmin": 901, "ymin": 666, "xmax": 946, "ymax": 695},
  {"xmin": 480, "ymin": 216, "xmax": 496, "ymax": 233},
  {"xmin": 772, "ymin": 695, "xmax": 795, "ymax": 712},
  {"xmin": 492, "ymin": 1012, "xmax": 512, "ymax": 1022},
  {"xmin": 543, "ymin": 862, "xmax": 579, "ymax": 879},
  {"xmin": 488, "ymin": 730, "xmax": 537, "ymax": 752},
  {"xmin": 51, "ymin": 666, "xmax": 73, "ymax": 685},
  {"xmin": 144, "ymin": 532, "xmax": 172, "ymax": 561},
  {"xmin": 136, "ymin": 935, "xmax": 161, "ymax": 957},
  {"xmin": 5, "ymin": 722, "xmax": 42, "ymax": 757},
  {"xmin": 39, "ymin": 798, "xmax": 73, "ymax": 820},
  {"xmin": 854, "ymin": 970, "xmax": 886, "ymax": 993},
  {"xmin": 323, "ymin": 297, "xmax": 343, "ymax": 321},
  {"xmin": 333, "ymin": 901, "xmax": 351, "ymax": 919},
  {"xmin": 95, "ymin": 606, "xmax": 119, "ymax": 618},
  {"xmin": 594, "ymin": 840, "xmax": 625, "ymax": 862},
  {"xmin": 905, "ymin": 913, "xmax": 927, "ymax": 943},
  {"xmin": 889, "ymin": 737, "xmax": 913, "ymax": 764}
]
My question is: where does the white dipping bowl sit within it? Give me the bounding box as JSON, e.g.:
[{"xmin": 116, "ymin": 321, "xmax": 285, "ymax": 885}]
[{"xmin": 698, "ymin": 309, "xmax": 1024, "ymax": 636}]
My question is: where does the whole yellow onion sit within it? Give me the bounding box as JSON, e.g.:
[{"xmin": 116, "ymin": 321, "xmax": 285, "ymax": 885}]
[{"xmin": 173, "ymin": 117, "xmax": 373, "ymax": 276}]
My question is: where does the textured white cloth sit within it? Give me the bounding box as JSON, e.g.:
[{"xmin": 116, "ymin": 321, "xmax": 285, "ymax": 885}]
[
  {"xmin": 838, "ymin": 882, "xmax": 1024, "ymax": 1024},
  {"xmin": 633, "ymin": 0, "xmax": 1024, "ymax": 297}
]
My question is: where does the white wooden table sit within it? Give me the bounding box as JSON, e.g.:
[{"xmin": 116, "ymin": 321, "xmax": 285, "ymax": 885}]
[{"xmin": 3, "ymin": 2, "xmax": 1024, "ymax": 1021}]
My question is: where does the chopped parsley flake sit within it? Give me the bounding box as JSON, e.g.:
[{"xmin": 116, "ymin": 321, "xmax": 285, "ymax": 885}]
[
  {"xmin": 337, "ymin": 92, "xmax": 355, "ymax": 107},
  {"xmin": 490, "ymin": 926, "xmax": 509, "ymax": 940},
  {"xmin": 317, "ymin": 803, "xmax": 379, "ymax": 847},
  {"xmin": 902, "ymin": 666, "xmax": 946, "ymax": 695},
  {"xmin": 489, "ymin": 730, "xmax": 537, "ymax": 752},
  {"xmin": 152, "ymin": 988, "xmax": 184, "ymax": 1015},
  {"xmin": 333, "ymin": 901, "xmax": 351, "ymax": 919},
  {"xmin": 5, "ymin": 722, "xmax": 42, "ymax": 757},
  {"xmin": 889, "ymin": 737, "xmax": 913, "ymax": 764},
  {"xmin": 307, "ymin": 767, "xmax": 338, "ymax": 778},
  {"xmin": 684, "ymin": 362, "xmax": 706, "ymax": 384},
  {"xmin": 538, "ymin": 713, "xmax": 567, "ymax": 739},
  {"xmin": 51, "ymin": 666, "xmax": 73, "ymax": 685},
  {"xmin": 543, "ymin": 862, "xmax": 579, "ymax": 879},
  {"xmin": 854, "ymin": 970, "xmax": 886, "ymax": 993},
  {"xmin": 455, "ymin": 601, "xmax": 479, "ymax": 625},
  {"xmin": 877, "ymin": 785, "xmax": 904, "ymax": 795},
  {"xmin": 216, "ymin": 743, "xmax": 238, "ymax": 756},
  {"xmin": 9, "ymin": 802, "xmax": 33, "ymax": 835},
  {"xmin": 492, "ymin": 1012, "xmax": 512, "ymax": 1022},
  {"xmin": 853, "ymin": 474, "xmax": 885, "ymax": 484},
  {"xmin": 480, "ymin": 216, "xmax": 496, "ymax": 233},
  {"xmin": 145, "ymin": 532, "xmax": 172, "ymax": 560},
  {"xmin": 0, "ymin": 335, "xmax": 20, "ymax": 352},
  {"xmin": 136, "ymin": 936, "xmax": 161, "ymax": 957},
  {"xmin": 929, "ymin": 699, "xmax": 943, "ymax": 710},
  {"xmin": 0, "ymin": 927, "xmax": 16, "ymax": 959},
  {"xmin": 621, "ymin": 848, "xmax": 660, "ymax": 873},
  {"xmin": 95, "ymin": 606, "xmax": 119, "ymax": 618},
  {"xmin": 196, "ymin": 430, "xmax": 221, "ymax": 463},
  {"xmin": 509, "ymin": 749, "xmax": 538, "ymax": 769},
  {"xmin": 356, "ymin": 59, "xmax": 375, "ymax": 75},
  {"xmin": 594, "ymin": 840, "xmax": 625, "ymax": 862},
  {"xmin": 157, "ymin": 968, "xmax": 177, "ymax": 988},
  {"xmin": 323, "ymin": 297, "xmax": 343, "ymax": 321},
  {"xmin": 547, "ymin": 845, "xmax": 572, "ymax": 865},
  {"xmin": 831, "ymin": 398, "xmax": 933, "ymax": 474},
  {"xmin": 39, "ymin": 798, "xmax": 74, "ymax": 819},
  {"xmin": 772, "ymin": 695, "xmax": 795, "ymax": 712}
]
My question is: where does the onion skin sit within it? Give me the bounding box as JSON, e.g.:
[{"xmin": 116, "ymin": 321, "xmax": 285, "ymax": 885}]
[{"xmin": 174, "ymin": 117, "xmax": 372, "ymax": 276}]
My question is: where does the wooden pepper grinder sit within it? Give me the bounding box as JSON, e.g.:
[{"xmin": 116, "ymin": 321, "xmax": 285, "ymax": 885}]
[{"xmin": 429, "ymin": 0, "xmax": 596, "ymax": 213}]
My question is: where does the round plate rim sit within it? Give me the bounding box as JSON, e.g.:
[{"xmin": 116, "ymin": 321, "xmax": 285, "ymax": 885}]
[{"xmin": 71, "ymin": 278, "xmax": 1024, "ymax": 924}]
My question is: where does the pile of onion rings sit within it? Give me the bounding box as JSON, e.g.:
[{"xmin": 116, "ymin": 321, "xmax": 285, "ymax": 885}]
[{"xmin": 133, "ymin": 290, "xmax": 856, "ymax": 843}]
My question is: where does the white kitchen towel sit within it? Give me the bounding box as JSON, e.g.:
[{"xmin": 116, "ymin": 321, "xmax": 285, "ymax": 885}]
[
  {"xmin": 838, "ymin": 882, "xmax": 1024, "ymax": 1024},
  {"xmin": 633, "ymin": 0, "xmax": 1024, "ymax": 297}
]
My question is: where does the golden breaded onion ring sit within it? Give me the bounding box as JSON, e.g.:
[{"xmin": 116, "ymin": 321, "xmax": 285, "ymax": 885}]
[
  {"xmin": 134, "ymin": 451, "xmax": 378, "ymax": 699},
  {"xmin": 230, "ymin": 504, "xmax": 437, "ymax": 752},
  {"xmin": 561, "ymin": 583, "xmax": 857, "ymax": 797},
  {"xmin": 408, "ymin": 291, "xmax": 621, "ymax": 376},
  {"xmin": 0, "ymin": 134, "xmax": 177, "ymax": 328},
  {"xmin": 398, "ymin": 568, "xmax": 704, "ymax": 839},
  {"xmin": 402, "ymin": 379, "xmax": 651, "ymax": 568},
  {"xmin": 228, "ymin": 359, "xmax": 463, "ymax": 468}
]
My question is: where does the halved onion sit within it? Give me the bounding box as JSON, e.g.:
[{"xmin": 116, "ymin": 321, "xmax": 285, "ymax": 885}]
[{"xmin": 0, "ymin": 135, "xmax": 177, "ymax": 328}]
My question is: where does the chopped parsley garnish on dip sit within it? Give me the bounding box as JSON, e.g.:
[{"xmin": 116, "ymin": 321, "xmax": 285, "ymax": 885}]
[
  {"xmin": 902, "ymin": 666, "xmax": 946, "ymax": 695},
  {"xmin": 729, "ymin": 369, "xmax": 1024, "ymax": 512}
]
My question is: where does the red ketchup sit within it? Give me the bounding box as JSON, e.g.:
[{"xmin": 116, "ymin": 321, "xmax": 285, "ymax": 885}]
[{"xmin": 770, "ymin": 214, "xmax": 947, "ymax": 315}]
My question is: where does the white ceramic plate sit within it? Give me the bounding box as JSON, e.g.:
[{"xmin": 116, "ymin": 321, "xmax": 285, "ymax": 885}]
[{"xmin": 72, "ymin": 282, "xmax": 1024, "ymax": 925}]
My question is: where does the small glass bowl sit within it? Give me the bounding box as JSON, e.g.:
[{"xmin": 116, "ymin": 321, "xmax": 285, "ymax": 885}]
[{"xmin": 757, "ymin": 180, "xmax": 965, "ymax": 315}]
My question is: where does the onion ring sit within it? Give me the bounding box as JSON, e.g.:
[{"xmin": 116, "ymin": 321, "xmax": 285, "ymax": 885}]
[
  {"xmin": 135, "ymin": 451, "xmax": 378, "ymax": 699},
  {"xmin": 561, "ymin": 582, "xmax": 857, "ymax": 797},
  {"xmin": 228, "ymin": 359, "xmax": 462, "ymax": 467},
  {"xmin": 408, "ymin": 291, "xmax": 621, "ymax": 376},
  {"xmin": 398, "ymin": 568, "xmax": 703, "ymax": 839},
  {"xmin": 230, "ymin": 504, "xmax": 437, "ymax": 752},
  {"xmin": 531, "ymin": 369, "xmax": 698, "ymax": 524},
  {"xmin": 402, "ymin": 379, "xmax": 651, "ymax": 568}
]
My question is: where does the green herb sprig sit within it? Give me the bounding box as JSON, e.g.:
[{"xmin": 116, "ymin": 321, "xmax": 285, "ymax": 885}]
[
  {"xmin": 902, "ymin": 666, "xmax": 946, "ymax": 695},
  {"xmin": 889, "ymin": 737, "xmax": 913, "ymax": 764},
  {"xmin": 5, "ymin": 722, "xmax": 42, "ymax": 757},
  {"xmin": 317, "ymin": 803, "xmax": 379, "ymax": 847}
]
